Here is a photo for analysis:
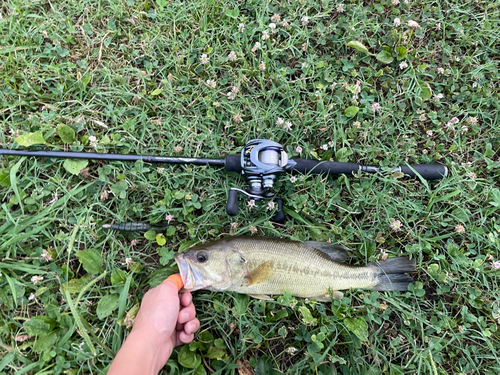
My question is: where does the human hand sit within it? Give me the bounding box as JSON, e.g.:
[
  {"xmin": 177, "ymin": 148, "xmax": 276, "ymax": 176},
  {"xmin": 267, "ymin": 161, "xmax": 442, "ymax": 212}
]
[
  {"xmin": 132, "ymin": 281, "xmax": 200, "ymax": 365},
  {"xmin": 108, "ymin": 280, "xmax": 200, "ymax": 375}
]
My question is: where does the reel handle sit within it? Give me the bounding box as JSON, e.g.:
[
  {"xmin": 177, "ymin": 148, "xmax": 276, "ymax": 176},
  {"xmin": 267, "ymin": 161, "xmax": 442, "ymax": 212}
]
[{"xmin": 226, "ymin": 189, "xmax": 240, "ymax": 216}]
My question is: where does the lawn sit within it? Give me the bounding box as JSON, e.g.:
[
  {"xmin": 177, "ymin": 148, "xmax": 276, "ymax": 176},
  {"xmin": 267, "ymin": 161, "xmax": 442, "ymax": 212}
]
[{"xmin": 1, "ymin": 0, "xmax": 499, "ymax": 373}]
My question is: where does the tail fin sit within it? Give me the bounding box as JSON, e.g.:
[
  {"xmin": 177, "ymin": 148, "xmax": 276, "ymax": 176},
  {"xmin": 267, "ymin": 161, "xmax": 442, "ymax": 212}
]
[{"xmin": 368, "ymin": 257, "xmax": 415, "ymax": 292}]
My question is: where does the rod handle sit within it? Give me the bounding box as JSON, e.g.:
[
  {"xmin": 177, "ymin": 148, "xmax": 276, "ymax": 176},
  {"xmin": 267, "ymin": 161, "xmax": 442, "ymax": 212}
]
[
  {"xmin": 291, "ymin": 158, "xmax": 361, "ymax": 175},
  {"xmin": 398, "ymin": 164, "xmax": 448, "ymax": 180},
  {"xmin": 224, "ymin": 154, "xmax": 242, "ymax": 172},
  {"xmin": 226, "ymin": 189, "xmax": 239, "ymax": 216}
]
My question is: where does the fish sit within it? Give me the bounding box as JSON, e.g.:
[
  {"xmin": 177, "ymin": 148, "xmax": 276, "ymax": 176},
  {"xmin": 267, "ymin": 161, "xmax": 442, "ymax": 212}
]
[{"xmin": 174, "ymin": 236, "xmax": 415, "ymax": 301}]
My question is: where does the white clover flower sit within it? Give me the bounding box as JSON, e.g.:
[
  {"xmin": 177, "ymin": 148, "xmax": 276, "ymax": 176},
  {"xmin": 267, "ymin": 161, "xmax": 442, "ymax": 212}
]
[
  {"xmin": 426, "ymin": 130, "xmax": 433, "ymax": 137},
  {"xmin": 437, "ymin": 67, "xmax": 444, "ymax": 74},
  {"xmin": 301, "ymin": 16, "xmax": 309, "ymax": 26},
  {"xmin": 31, "ymin": 275, "xmax": 44, "ymax": 284},
  {"xmin": 290, "ymin": 176, "xmax": 297, "ymax": 183},
  {"xmin": 227, "ymin": 86, "xmax": 239, "ymax": 101},
  {"xmin": 284, "ymin": 121, "xmax": 292, "ymax": 131},
  {"xmin": 262, "ymin": 30, "xmax": 270, "ymax": 41},
  {"xmin": 123, "ymin": 257, "xmax": 134, "ymax": 269},
  {"xmin": 28, "ymin": 293, "xmax": 35, "ymax": 301},
  {"xmin": 466, "ymin": 116, "xmax": 478, "ymax": 125},
  {"xmin": 238, "ymin": 23, "xmax": 245, "ymax": 32},
  {"xmin": 271, "ymin": 14, "xmax": 281, "ymax": 23},
  {"xmin": 393, "ymin": 18, "xmax": 401, "ymax": 27},
  {"xmin": 269, "ymin": 23, "xmax": 276, "ymax": 30},
  {"xmin": 380, "ymin": 250, "xmax": 388, "ymax": 260},
  {"xmin": 392, "ymin": 0, "xmax": 400, "ymax": 4},
  {"xmin": 233, "ymin": 113, "xmax": 243, "ymax": 124},
  {"xmin": 251, "ymin": 42, "xmax": 261, "ymax": 53},
  {"xmin": 228, "ymin": 51, "xmax": 237, "ymax": 62},
  {"xmin": 407, "ymin": 20, "xmax": 421, "ymax": 29},
  {"xmin": 248, "ymin": 200, "xmax": 256, "ymax": 209},
  {"xmin": 321, "ymin": 144, "xmax": 328, "ymax": 150},
  {"xmin": 41, "ymin": 249, "xmax": 52, "ymax": 262},
  {"xmin": 337, "ymin": 4, "xmax": 345, "ymax": 13},
  {"xmin": 205, "ymin": 79, "xmax": 217, "ymax": 89},
  {"xmin": 281, "ymin": 19, "xmax": 289, "ymax": 28},
  {"xmin": 276, "ymin": 118, "xmax": 285, "ymax": 127},
  {"xmin": 390, "ymin": 218, "xmax": 403, "ymax": 232},
  {"xmin": 259, "ymin": 61, "xmax": 266, "ymax": 71},
  {"xmin": 399, "ymin": 61, "xmax": 408, "ymax": 69},
  {"xmin": 267, "ymin": 201, "xmax": 275, "ymax": 210},
  {"xmin": 200, "ymin": 53, "xmax": 209, "ymax": 64}
]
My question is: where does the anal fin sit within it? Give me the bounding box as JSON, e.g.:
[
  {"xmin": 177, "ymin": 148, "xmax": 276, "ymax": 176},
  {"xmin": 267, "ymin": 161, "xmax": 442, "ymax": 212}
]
[
  {"xmin": 249, "ymin": 294, "xmax": 274, "ymax": 301},
  {"xmin": 309, "ymin": 290, "xmax": 344, "ymax": 301}
]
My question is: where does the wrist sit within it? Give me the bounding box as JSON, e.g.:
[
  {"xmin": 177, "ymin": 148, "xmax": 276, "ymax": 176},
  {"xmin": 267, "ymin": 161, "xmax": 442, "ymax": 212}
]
[{"xmin": 117, "ymin": 328, "xmax": 173, "ymax": 374}]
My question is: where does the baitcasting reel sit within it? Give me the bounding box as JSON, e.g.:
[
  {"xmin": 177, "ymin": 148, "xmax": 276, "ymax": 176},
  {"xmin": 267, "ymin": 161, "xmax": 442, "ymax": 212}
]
[{"xmin": 225, "ymin": 139, "xmax": 296, "ymax": 222}]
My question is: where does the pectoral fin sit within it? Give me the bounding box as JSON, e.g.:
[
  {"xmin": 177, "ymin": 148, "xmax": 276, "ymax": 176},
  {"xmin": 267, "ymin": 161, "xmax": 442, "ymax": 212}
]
[
  {"xmin": 245, "ymin": 260, "xmax": 274, "ymax": 286},
  {"xmin": 249, "ymin": 294, "xmax": 274, "ymax": 301}
]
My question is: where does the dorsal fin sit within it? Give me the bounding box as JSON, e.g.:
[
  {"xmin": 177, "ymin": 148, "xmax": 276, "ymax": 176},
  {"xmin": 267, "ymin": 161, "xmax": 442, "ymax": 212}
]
[
  {"xmin": 245, "ymin": 260, "xmax": 274, "ymax": 286},
  {"xmin": 304, "ymin": 241, "xmax": 349, "ymax": 263}
]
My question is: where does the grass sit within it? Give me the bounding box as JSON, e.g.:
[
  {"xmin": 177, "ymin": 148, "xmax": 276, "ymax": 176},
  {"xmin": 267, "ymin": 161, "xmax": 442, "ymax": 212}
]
[{"xmin": 1, "ymin": 0, "xmax": 500, "ymax": 373}]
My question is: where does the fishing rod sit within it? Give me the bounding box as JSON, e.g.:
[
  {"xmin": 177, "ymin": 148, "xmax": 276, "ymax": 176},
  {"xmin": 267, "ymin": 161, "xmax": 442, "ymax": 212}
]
[{"xmin": 0, "ymin": 139, "xmax": 448, "ymax": 222}]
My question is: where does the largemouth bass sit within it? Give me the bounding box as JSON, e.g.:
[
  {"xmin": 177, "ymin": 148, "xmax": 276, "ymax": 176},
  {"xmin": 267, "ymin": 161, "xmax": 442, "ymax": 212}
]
[{"xmin": 175, "ymin": 236, "xmax": 415, "ymax": 301}]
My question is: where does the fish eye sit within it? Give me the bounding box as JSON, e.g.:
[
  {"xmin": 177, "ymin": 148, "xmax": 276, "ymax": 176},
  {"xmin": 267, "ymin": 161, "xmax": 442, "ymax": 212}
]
[{"xmin": 196, "ymin": 252, "xmax": 208, "ymax": 263}]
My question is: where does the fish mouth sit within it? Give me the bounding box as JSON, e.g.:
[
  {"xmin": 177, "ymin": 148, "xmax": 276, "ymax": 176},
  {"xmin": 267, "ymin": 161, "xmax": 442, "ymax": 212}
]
[{"xmin": 174, "ymin": 253, "xmax": 205, "ymax": 292}]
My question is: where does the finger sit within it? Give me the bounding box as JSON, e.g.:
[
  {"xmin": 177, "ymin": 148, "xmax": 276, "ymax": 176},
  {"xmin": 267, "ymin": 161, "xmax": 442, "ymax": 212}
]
[
  {"xmin": 178, "ymin": 331, "xmax": 195, "ymax": 344},
  {"xmin": 176, "ymin": 321, "xmax": 184, "ymax": 331},
  {"xmin": 184, "ymin": 318, "xmax": 200, "ymax": 335},
  {"xmin": 178, "ymin": 303, "xmax": 196, "ymax": 324},
  {"xmin": 180, "ymin": 291, "xmax": 192, "ymax": 307}
]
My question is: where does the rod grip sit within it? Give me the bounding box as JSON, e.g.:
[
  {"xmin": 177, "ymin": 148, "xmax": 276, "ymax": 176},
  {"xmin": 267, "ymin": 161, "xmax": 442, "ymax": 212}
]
[
  {"xmin": 291, "ymin": 158, "xmax": 361, "ymax": 175},
  {"xmin": 398, "ymin": 164, "xmax": 448, "ymax": 180},
  {"xmin": 224, "ymin": 154, "xmax": 242, "ymax": 172}
]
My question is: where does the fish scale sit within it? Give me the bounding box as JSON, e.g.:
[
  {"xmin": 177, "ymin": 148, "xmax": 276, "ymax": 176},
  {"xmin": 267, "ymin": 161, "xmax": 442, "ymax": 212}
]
[{"xmin": 228, "ymin": 237, "xmax": 378, "ymax": 298}]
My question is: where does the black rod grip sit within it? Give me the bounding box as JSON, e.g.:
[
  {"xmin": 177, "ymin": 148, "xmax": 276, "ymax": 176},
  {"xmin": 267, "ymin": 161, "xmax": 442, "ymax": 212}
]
[
  {"xmin": 224, "ymin": 154, "xmax": 242, "ymax": 172},
  {"xmin": 226, "ymin": 190, "xmax": 239, "ymax": 216},
  {"xmin": 399, "ymin": 164, "xmax": 448, "ymax": 180},
  {"xmin": 291, "ymin": 158, "xmax": 361, "ymax": 175}
]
